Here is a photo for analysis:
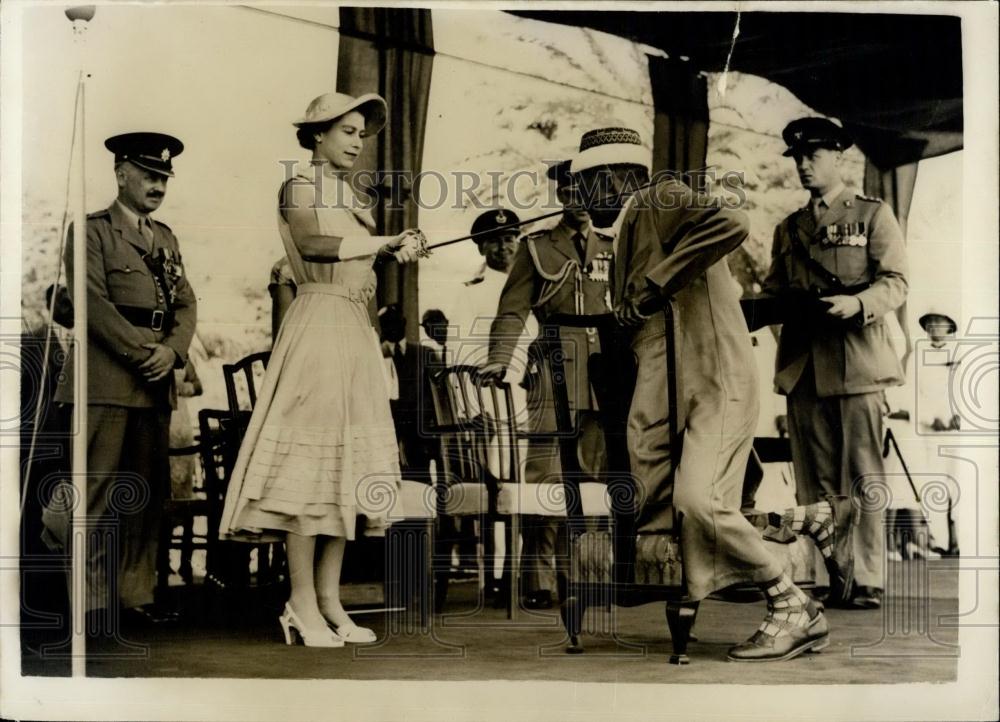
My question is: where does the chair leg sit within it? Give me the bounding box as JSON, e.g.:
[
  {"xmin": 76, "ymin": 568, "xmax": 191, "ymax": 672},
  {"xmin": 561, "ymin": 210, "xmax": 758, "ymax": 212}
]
[
  {"xmin": 665, "ymin": 600, "xmax": 699, "ymax": 665},
  {"xmin": 482, "ymin": 517, "xmax": 497, "ymax": 602},
  {"xmin": 561, "ymin": 592, "xmax": 587, "ymax": 654},
  {"xmin": 421, "ymin": 520, "xmax": 433, "ymax": 628},
  {"xmin": 433, "ymin": 517, "xmax": 452, "ymax": 614},
  {"xmin": 180, "ymin": 517, "xmax": 195, "ymax": 585},
  {"xmin": 504, "ymin": 516, "xmax": 517, "ymax": 619},
  {"xmin": 156, "ymin": 522, "xmax": 171, "ymax": 594}
]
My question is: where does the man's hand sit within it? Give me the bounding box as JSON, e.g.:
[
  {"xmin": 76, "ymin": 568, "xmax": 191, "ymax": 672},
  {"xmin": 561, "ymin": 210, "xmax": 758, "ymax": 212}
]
[
  {"xmin": 824, "ymin": 294, "xmax": 862, "ymax": 320},
  {"xmin": 139, "ymin": 343, "xmax": 177, "ymax": 382},
  {"xmin": 477, "ymin": 362, "xmax": 506, "ymax": 385},
  {"xmin": 613, "ymin": 298, "xmax": 652, "ymax": 328}
]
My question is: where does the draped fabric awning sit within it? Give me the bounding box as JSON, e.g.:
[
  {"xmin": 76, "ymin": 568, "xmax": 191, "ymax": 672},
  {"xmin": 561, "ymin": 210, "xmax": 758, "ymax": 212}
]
[{"xmin": 509, "ymin": 10, "xmax": 963, "ymax": 169}]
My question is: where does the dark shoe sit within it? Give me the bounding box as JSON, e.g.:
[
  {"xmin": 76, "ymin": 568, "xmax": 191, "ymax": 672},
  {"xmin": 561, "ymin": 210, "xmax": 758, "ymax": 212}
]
[
  {"xmin": 727, "ymin": 608, "xmax": 830, "ymax": 662},
  {"xmin": 823, "ymin": 494, "xmax": 856, "ymax": 606},
  {"xmin": 486, "ymin": 583, "xmax": 507, "ymax": 609},
  {"xmin": 523, "ymin": 590, "xmax": 553, "ymax": 610},
  {"xmin": 849, "ymin": 586, "xmax": 883, "ymax": 610},
  {"xmin": 122, "ymin": 604, "xmax": 179, "ymax": 628}
]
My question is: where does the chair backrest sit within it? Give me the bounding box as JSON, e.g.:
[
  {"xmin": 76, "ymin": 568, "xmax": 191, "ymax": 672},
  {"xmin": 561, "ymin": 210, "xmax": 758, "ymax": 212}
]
[
  {"xmin": 428, "ymin": 365, "xmax": 485, "ymax": 485},
  {"xmin": 222, "ymin": 351, "xmax": 270, "ymax": 437},
  {"xmin": 197, "ymin": 408, "xmax": 236, "ymax": 507},
  {"xmin": 428, "ymin": 365, "xmax": 520, "ymax": 488},
  {"xmin": 472, "ymin": 376, "xmax": 520, "ymax": 485}
]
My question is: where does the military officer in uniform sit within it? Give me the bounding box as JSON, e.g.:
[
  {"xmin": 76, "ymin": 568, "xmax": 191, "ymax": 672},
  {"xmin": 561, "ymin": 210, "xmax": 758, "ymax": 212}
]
[
  {"xmin": 51, "ymin": 132, "xmax": 197, "ymax": 629},
  {"xmin": 764, "ymin": 117, "xmax": 908, "ymax": 610},
  {"xmin": 479, "ymin": 161, "xmax": 611, "ymax": 609}
]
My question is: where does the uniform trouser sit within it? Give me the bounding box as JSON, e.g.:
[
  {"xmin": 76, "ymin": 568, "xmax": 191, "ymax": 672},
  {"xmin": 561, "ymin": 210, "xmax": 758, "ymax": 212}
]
[
  {"xmin": 519, "ymin": 412, "xmax": 605, "ymax": 595},
  {"xmin": 70, "ymin": 405, "xmax": 170, "ymax": 611},
  {"xmin": 786, "ymin": 363, "xmax": 886, "ymax": 589},
  {"xmin": 627, "ymin": 319, "xmax": 782, "ymax": 601}
]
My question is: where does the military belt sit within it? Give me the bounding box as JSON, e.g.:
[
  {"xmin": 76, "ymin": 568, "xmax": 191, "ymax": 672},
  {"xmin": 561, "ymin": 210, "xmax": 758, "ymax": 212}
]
[{"xmin": 115, "ymin": 304, "xmax": 172, "ymax": 332}]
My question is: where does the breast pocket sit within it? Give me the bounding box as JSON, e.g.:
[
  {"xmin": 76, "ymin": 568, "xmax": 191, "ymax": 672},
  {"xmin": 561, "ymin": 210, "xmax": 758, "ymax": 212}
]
[
  {"xmin": 832, "ymin": 245, "xmax": 871, "ymax": 286},
  {"xmin": 105, "ymin": 261, "xmax": 153, "ymax": 305}
]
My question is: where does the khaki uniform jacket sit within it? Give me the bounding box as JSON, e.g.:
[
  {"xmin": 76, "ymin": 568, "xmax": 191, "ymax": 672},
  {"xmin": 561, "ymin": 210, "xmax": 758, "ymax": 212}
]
[
  {"xmin": 488, "ymin": 220, "xmax": 613, "ymax": 417},
  {"xmin": 763, "ymin": 187, "xmax": 907, "ymax": 397},
  {"xmin": 55, "ymin": 202, "xmax": 197, "ymax": 408},
  {"xmin": 613, "ymin": 179, "xmax": 755, "ymax": 430}
]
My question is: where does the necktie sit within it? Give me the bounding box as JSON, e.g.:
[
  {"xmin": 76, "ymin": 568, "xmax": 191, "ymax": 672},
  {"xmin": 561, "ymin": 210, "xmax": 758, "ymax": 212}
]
[
  {"xmin": 140, "ymin": 217, "xmax": 154, "ymax": 247},
  {"xmin": 810, "ymin": 198, "xmax": 825, "ymax": 224},
  {"xmin": 574, "ymin": 232, "xmax": 587, "ymax": 262},
  {"xmin": 393, "ymin": 343, "xmax": 405, "ymax": 372}
]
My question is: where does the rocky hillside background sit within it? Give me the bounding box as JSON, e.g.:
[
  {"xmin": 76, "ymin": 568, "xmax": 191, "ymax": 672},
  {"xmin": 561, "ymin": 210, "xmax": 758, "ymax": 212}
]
[{"xmin": 18, "ymin": 10, "xmax": 868, "ymax": 425}]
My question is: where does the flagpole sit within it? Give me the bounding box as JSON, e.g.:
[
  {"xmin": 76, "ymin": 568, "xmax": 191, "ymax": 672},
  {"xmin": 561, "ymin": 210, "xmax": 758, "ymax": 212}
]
[
  {"xmin": 65, "ymin": 4, "xmax": 95, "ymax": 677},
  {"xmin": 70, "ymin": 72, "xmax": 88, "ymax": 678}
]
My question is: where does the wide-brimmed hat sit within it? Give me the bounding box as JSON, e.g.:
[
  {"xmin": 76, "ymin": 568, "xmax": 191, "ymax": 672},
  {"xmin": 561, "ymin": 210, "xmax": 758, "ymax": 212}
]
[
  {"xmin": 569, "ymin": 127, "xmax": 650, "ymax": 174},
  {"xmin": 919, "ymin": 309, "xmax": 958, "ymax": 335},
  {"xmin": 293, "ymin": 92, "xmax": 387, "ymax": 136},
  {"xmin": 105, "ymin": 132, "xmax": 184, "ymax": 177},
  {"xmin": 782, "ymin": 117, "xmax": 852, "ymax": 157}
]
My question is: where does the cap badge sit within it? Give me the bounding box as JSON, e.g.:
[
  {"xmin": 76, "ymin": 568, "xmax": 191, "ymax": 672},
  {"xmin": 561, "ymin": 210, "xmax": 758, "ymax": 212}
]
[
  {"xmin": 161, "ymin": 148, "xmax": 171, "ymax": 162},
  {"xmin": 496, "ymin": 210, "xmax": 507, "ymax": 225}
]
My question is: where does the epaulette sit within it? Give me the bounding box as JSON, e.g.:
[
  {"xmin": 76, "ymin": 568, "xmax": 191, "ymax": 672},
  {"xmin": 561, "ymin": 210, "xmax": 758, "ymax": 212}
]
[
  {"xmin": 152, "ymin": 218, "xmax": 173, "ymax": 232},
  {"xmin": 855, "ymin": 194, "xmax": 883, "ymax": 204},
  {"xmin": 522, "ymin": 229, "xmax": 549, "ymax": 242},
  {"xmin": 87, "ymin": 208, "xmax": 111, "ymax": 220}
]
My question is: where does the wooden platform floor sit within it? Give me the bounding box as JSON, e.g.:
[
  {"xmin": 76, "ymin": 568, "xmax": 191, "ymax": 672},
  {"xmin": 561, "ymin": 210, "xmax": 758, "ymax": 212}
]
[{"xmin": 20, "ymin": 560, "xmax": 959, "ymax": 684}]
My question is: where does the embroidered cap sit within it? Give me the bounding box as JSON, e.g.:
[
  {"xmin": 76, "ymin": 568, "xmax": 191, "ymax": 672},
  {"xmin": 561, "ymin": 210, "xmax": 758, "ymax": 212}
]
[
  {"xmin": 570, "ymin": 127, "xmax": 650, "ymax": 174},
  {"xmin": 105, "ymin": 132, "xmax": 184, "ymax": 177}
]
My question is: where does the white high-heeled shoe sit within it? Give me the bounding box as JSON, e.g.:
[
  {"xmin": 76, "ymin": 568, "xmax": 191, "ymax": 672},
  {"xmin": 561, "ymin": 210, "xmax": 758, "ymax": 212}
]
[
  {"xmin": 332, "ymin": 622, "xmax": 377, "ymax": 644},
  {"xmin": 320, "ymin": 612, "xmax": 377, "ymax": 643},
  {"xmin": 279, "ymin": 603, "xmax": 345, "ymax": 648}
]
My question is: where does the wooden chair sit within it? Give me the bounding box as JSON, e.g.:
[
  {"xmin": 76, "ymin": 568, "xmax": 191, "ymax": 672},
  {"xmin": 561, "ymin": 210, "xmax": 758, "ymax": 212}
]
[
  {"xmin": 428, "ymin": 365, "xmax": 506, "ymax": 616},
  {"xmin": 542, "ymin": 310, "xmax": 699, "ymax": 663},
  {"xmin": 157, "ymin": 442, "xmax": 212, "ymax": 591},
  {"xmin": 384, "ymin": 469, "xmax": 438, "ymax": 629},
  {"xmin": 218, "ymin": 352, "xmax": 287, "ymax": 591},
  {"xmin": 196, "ymin": 408, "xmax": 242, "ymax": 588},
  {"xmin": 490, "ymin": 355, "xmax": 615, "ymax": 620},
  {"xmin": 222, "ymin": 351, "xmax": 271, "ymax": 440}
]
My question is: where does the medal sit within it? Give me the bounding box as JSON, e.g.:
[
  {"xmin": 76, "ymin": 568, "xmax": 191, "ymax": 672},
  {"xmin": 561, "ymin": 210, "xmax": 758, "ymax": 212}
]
[
  {"xmin": 587, "ymin": 251, "xmax": 612, "ymax": 282},
  {"xmin": 821, "ymin": 223, "xmax": 867, "ymax": 247}
]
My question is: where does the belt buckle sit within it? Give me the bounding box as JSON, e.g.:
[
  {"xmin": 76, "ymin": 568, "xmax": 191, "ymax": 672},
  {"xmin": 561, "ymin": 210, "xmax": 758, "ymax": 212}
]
[{"xmin": 150, "ymin": 310, "xmax": 164, "ymax": 331}]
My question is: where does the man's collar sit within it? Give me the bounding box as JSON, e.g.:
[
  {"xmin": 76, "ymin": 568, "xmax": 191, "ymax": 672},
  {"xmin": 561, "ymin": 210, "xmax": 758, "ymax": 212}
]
[
  {"xmin": 114, "ymin": 199, "xmax": 149, "ymax": 228},
  {"xmin": 554, "ymin": 216, "xmax": 590, "ymax": 239},
  {"xmin": 816, "ymin": 182, "xmax": 846, "ymax": 209}
]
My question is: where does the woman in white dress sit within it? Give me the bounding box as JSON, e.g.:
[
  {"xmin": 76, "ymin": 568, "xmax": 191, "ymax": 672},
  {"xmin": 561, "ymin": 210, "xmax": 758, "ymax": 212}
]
[{"xmin": 220, "ymin": 92, "xmax": 424, "ymax": 647}]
